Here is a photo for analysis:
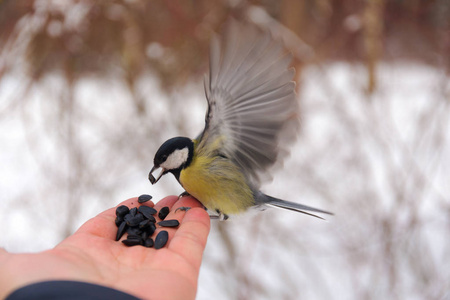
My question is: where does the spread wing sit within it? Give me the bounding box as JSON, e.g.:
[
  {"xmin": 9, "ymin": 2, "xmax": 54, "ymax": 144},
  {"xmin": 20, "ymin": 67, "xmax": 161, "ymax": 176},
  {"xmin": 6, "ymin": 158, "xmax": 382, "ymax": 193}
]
[{"xmin": 197, "ymin": 20, "xmax": 299, "ymax": 187}]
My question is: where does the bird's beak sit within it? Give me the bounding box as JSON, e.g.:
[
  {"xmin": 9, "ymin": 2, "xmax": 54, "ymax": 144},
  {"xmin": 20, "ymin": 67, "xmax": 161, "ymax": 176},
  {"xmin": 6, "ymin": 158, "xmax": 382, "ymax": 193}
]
[{"xmin": 149, "ymin": 166, "xmax": 166, "ymax": 184}]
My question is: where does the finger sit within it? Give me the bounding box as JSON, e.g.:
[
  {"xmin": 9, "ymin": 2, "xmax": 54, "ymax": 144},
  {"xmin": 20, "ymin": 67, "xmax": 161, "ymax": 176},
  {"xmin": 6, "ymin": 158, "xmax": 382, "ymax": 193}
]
[
  {"xmin": 150, "ymin": 196, "xmax": 206, "ymax": 250},
  {"xmin": 0, "ymin": 247, "xmax": 8, "ymax": 258},
  {"xmin": 152, "ymin": 195, "xmax": 179, "ymax": 213},
  {"xmin": 152, "ymin": 196, "xmax": 205, "ymax": 237},
  {"xmin": 168, "ymin": 204, "xmax": 210, "ymax": 267}
]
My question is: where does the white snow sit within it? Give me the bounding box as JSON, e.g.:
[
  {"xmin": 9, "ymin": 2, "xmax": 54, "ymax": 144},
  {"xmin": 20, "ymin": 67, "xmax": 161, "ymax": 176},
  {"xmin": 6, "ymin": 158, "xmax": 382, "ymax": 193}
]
[{"xmin": 1, "ymin": 62, "xmax": 448, "ymax": 299}]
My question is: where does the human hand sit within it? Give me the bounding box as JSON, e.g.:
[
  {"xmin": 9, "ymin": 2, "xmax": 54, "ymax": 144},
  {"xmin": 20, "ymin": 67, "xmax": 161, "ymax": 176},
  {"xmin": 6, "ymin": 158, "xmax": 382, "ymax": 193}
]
[{"xmin": 0, "ymin": 196, "xmax": 210, "ymax": 299}]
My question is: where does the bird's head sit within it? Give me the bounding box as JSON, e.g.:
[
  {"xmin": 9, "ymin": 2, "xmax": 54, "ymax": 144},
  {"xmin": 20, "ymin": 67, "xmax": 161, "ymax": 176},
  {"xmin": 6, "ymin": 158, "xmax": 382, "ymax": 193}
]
[{"xmin": 149, "ymin": 137, "xmax": 194, "ymax": 184}]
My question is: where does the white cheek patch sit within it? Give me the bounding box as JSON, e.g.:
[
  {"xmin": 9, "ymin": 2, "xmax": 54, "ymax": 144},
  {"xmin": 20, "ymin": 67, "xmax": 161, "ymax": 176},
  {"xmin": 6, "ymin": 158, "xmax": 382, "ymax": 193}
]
[{"xmin": 161, "ymin": 147, "xmax": 189, "ymax": 170}]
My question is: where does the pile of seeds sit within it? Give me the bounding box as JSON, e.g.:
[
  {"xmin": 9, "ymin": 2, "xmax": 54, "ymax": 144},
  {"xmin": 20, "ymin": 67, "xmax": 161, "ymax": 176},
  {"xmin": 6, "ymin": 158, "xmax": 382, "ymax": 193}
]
[{"xmin": 115, "ymin": 194, "xmax": 179, "ymax": 249}]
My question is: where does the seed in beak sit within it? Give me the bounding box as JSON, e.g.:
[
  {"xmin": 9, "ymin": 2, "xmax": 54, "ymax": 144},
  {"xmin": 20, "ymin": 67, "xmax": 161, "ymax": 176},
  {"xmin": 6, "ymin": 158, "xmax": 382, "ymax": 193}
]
[{"xmin": 148, "ymin": 173, "xmax": 156, "ymax": 184}]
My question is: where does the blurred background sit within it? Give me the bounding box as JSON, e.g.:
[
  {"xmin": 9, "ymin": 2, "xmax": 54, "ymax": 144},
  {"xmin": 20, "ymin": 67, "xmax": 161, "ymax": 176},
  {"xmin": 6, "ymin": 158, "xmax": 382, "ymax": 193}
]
[{"xmin": 1, "ymin": 0, "xmax": 449, "ymax": 299}]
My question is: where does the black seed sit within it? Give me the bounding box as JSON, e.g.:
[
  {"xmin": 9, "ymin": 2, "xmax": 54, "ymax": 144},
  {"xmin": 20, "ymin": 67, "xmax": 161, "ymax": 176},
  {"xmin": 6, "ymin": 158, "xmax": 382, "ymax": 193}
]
[
  {"xmin": 158, "ymin": 206, "xmax": 170, "ymax": 220},
  {"xmin": 145, "ymin": 222, "xmax": 156, "ymax": 236},
  {"xmin": 126, "ymin": 214, "xmax": 145, "ymax": 227},
  {"xmin": 139, "ymin": 206, "xmax": 157, "ymax": 219},
  {"xmin": 127, "ymin": 235, "xmax": 144, "ymax": 246},
  {"xmin": 154, "ymin": 230, "xmax": 169, "ymax": 249},
  {"xmin": 122, "ymin": 238, "xmax": 142, "ymax": 247},
  {"xmin": 144, "ymin": 238, "xmax": 154, "ymax": 248},
  {"xmin": 116, "ymin": 221, "xmax": 127, "ymax": 241},
  {"xmin": 116, "ymin": 205, "xmax": 130, "ymax": 218},
  {"xmin": 146, "ymin": 215, "xmax": 156, "ymax": 223},
  {"xmin": 139, "ymin": 219, "xmax": 151, "ymax": 229},
  {"xmin": 141, "ymin": 231, "xmax": 149, "ymax": 241},
  {"xmin": 127, "ymin": 227, "xmax": 143, "ymax": 236},
  {"xmin": 158, "ymin": 219, "xmax": 180, "ymax": 228},
  {"xmin": 126, "ymin": 234, "xmax": 142, "ymax": 242},
  {"xmin": 138, "ymin": 194, "xmax": 153, "ymax": 203},
  {"xmin": 115, "ymin": 216, "xmax": 124, "ymax": 227},
  {"xmin": 124, "ymin": 213, "xmax": 133, "ymax": 223},
  {"xmin": 129, "ymin": 207, "xmax": 138, "ymax": 217}
]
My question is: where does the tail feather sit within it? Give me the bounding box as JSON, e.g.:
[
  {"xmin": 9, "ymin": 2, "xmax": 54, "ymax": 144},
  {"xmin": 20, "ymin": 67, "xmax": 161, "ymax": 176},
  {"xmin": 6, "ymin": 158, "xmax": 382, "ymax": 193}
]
[{"xmin": 259, "ymin": 194, "xmax": 333, "ymax": 220}]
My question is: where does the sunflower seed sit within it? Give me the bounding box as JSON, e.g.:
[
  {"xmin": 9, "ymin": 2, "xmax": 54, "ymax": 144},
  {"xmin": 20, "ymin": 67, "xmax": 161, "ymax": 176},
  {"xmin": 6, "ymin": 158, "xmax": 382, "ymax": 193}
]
[
  {"xmin": 145, "ymin": 222, "xmax": 156, "ymax": 236},
  {"xmin": 139, "ymin": 206, "xmax": 157, "ymax": 219},
  {"xmin": 138, "ymin": 194, "xmax": 153, "ymax": 203},
  {"xmin": 139, "ymin": 219, "xmax": 151, "ymax": 229},
  {"xmin": 129, "ymin": 207, "xmax": 138, "ymax": 217},
  {"xmin": 126, "ymin": 234, "xmax": 142, "ymax": 241},
  {"xmin": 116, "ymin": 205, "xmax": 130, "ymax": 218},
  {"xmin": 123, "ymin": 213, "xmax": 133, "ymax": 222},
  {"xmin": 116, "ymin": 221, "xmax": 127, "ymax": 241},
  {"xmin": 127, "ymin": 227, "xmax": 143, "ymax": 236},
  {"xmin": 122, "ymin": 238, "xmax": 142, "ymax": 247},
  {"xmin": 148, "ymin": 174, "xmax": 156, "ymax": 184},
  {"xmin": 154, "ymin": 230, "xmax": 169, "ymax": 249},
  {"xmin": 158, "ymin": 219, "xmax": 180, "ymax": 228},
  {"xmin": 147, "ymin": 215, "xmax": 156, "ymax": 223},
  {"xmin": 115, "ymin": 216, "xmax": 124, "ymax": 227},
  {"xmin": 144, "ymin": 238, "xmax": 154, "ymax": 248},
  {"xmin": 158, "ymin": 206, "xmax": 170, "ymax": 220},
  {"xmin": 141, "ymin": 231, "xmax": 149, "ymax": 241},
  {"xmin": 126, "ymin": 214, "xmax": 145, "ymax": 227}
]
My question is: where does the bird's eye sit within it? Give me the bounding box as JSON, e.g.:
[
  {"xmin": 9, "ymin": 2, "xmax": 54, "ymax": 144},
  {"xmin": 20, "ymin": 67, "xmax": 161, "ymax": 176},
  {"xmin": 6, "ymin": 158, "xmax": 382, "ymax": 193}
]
[{"xmin": 161, "ymin": 154, "xmax": 168, "ymax": 161}]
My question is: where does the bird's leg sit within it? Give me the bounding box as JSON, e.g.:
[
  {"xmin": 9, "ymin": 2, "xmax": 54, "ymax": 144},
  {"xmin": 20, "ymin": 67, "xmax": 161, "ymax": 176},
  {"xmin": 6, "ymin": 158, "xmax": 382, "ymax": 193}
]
[
  {"xmin": 220, "ymin": 213, "xmax": 229, "ymax": 221},
  {"xmin": 211, "ymin": 209, "xmax": 229, "ymax": 221},
  {"xmin": 208, "ymin": 214, "xmax": 228, "ymax": 220}
]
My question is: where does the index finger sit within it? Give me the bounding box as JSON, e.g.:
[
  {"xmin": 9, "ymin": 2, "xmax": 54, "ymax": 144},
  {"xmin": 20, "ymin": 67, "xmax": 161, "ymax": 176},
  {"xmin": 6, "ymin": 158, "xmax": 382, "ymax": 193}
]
[{"xmin": 167, "ymin": 198, "xmax": 211, "ymax": 266}]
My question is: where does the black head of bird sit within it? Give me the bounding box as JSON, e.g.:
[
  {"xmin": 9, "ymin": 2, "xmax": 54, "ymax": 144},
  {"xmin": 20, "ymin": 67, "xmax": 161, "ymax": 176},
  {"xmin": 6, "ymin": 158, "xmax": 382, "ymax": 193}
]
[{"xmin": 149, "ymin": 137, "xmax": 194, "ymax": 184}]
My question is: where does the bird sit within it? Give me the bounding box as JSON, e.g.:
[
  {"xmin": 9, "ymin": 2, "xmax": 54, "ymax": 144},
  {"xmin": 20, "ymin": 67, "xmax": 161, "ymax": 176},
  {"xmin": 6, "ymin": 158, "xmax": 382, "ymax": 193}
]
[{"xmin": 148, "ymin": 20, "xmax": 332, "ymax": 220}]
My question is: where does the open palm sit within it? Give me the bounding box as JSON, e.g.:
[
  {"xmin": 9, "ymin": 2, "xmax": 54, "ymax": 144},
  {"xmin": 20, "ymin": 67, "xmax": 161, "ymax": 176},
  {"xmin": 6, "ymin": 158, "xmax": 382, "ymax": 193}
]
[{"xmin": 0, "ymin": 196, "xmax": 210, "ymax": 299}]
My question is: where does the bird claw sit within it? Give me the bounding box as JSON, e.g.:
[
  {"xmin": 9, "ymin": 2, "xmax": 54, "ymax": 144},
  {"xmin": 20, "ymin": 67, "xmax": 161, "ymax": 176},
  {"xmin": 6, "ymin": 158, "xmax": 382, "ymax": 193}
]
[
  {"xmin": 219, "ymin": 213, "xmax": 229, "ymax": 221},
  {"xmin": 178, "ymin": 191, "xmax": 191, "ymax": 200},
  {"xmin": 175, "ymin": 206, "xmax": 191, "ymax": 213},
  {"xmin": 209, "ymin": 209, "xmax": 229, "ymax": 221}
]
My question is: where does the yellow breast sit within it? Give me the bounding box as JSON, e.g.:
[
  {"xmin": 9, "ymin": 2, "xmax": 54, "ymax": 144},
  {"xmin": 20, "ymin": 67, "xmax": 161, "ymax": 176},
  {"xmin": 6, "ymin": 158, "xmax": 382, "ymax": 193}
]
[{"xmin": 179, "ymin": 154, "xmax": 255, "ymax": 215}]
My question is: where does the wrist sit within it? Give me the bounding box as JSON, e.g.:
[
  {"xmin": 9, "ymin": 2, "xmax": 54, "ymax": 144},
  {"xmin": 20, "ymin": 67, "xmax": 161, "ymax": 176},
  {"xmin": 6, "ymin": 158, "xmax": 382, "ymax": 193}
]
[{"xmin": 0, "ymin": 249, "xmax": 88, "ymax": 299}]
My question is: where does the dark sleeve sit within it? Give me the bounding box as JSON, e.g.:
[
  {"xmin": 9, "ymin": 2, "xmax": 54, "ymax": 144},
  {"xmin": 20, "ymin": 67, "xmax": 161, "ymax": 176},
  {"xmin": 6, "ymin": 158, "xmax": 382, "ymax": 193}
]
[{"xmin": 5, "ymin": 280, "xmax": 141, "ymax": 300}]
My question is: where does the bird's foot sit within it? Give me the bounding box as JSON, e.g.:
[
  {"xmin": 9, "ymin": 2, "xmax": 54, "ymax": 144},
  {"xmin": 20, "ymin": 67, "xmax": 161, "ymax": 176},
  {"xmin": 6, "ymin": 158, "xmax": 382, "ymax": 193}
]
[
  {"xmin": 209, "ymin": 209, "xmax": 229, "ymax": 221},
  {"xmin": 178, "ymin": 191, "xmax": 191, "ymax": 200},
  {"xmin": 175, "ymin": 206, "xmax": 191, "ymax": 213}
]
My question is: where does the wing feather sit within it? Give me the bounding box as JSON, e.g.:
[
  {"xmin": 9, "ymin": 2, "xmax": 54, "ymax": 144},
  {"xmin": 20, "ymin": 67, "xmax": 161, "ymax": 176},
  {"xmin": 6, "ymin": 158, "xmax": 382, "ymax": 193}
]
[{"xmin": 198, "ymin": 20, "xmax": 299, "ymax": 186}]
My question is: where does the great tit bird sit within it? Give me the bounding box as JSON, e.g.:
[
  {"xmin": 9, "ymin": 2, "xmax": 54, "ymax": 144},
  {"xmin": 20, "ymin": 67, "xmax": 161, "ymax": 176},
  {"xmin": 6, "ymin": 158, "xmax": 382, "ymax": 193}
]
[{"xmin": 149, "ymin": 21, "xmax": 331, "ymax": 220}]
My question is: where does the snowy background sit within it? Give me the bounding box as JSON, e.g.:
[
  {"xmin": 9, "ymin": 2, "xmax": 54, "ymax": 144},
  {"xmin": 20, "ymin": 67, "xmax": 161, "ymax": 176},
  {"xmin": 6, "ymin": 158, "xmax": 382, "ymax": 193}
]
[{"xmin": 1, "ymin": 1, "xmax": 449, "ymax": 299}]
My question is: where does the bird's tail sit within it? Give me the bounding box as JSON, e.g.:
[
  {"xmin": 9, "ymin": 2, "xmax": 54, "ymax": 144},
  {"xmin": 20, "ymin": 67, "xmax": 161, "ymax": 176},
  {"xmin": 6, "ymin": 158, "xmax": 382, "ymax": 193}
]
[{"xmin": 259, "ymin": 194, "xmax": 333, "ymax": 220}]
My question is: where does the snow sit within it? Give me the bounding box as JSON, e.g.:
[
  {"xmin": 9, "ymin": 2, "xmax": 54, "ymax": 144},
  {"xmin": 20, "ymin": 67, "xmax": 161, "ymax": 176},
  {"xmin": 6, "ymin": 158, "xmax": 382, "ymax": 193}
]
[{"xmin": 1, "ymin": 62, "xmax": 449, "ymax": 299}]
